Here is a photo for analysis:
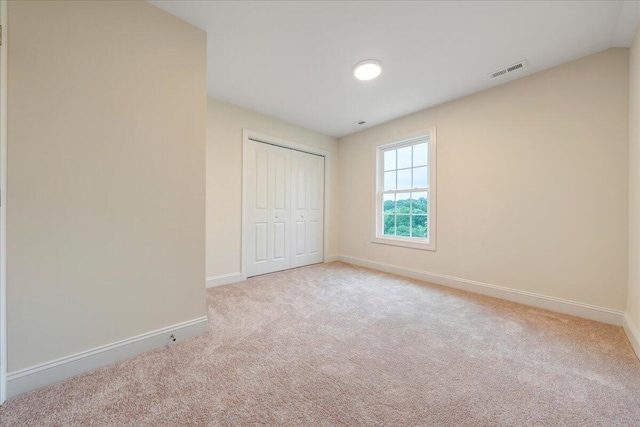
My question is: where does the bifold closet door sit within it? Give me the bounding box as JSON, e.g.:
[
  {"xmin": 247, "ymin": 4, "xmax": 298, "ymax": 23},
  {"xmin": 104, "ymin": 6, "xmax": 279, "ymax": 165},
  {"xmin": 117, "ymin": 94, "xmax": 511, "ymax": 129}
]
[
  {"xmin": 246, "ymin": 141, "xmax": 291, "ymax": 277},
  {"xmin": 291, "ymin": 150, "xmax": 324, "ymax": 268}
]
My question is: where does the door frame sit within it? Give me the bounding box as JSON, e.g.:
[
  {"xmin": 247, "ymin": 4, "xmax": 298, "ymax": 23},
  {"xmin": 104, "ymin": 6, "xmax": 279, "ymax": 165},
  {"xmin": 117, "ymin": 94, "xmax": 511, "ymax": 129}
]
[
  {"xmin": 241, "ymin": 129, "xmax": 330, "ymax": 281},
  {"xmin": 1, "ymin": 0, "xmax": 8, "ymax": 404}
]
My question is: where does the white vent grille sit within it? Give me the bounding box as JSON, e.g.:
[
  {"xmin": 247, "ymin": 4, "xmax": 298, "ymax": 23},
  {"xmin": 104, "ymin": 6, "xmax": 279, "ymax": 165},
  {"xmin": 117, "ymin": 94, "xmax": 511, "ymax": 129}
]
[{"xmin": 489, "ymin": 60, "xmax": 528, "ymax": 78}]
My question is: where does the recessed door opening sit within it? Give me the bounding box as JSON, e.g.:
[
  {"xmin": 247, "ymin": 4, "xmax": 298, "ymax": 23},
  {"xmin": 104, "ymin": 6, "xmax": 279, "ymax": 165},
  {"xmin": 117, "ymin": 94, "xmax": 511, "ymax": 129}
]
[{"xmin": 243, "ymin": 134, "xmax": 326, "ymax": 279}]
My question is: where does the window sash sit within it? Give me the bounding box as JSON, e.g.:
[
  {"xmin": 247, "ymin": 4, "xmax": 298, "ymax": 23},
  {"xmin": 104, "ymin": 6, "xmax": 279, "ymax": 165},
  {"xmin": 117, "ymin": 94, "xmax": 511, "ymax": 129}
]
[
  {"xmin": 380, "ymin": 139, "xmax": 429, "ymax": 191},
  {"xmin": 377, "ymin": 140, "xmax": 432, "ymax": 239},
  {"xmin": 374, "ymin": 129, "xmax": 436, "ymax": 251},
  {"xmin": 378, "ymin": 189, "xmax": 430, "ymax": 240},
  {"xmin": 380, "ymin": 136, "xmax": 429, "ymax": 152},
  {"xmin": 380, "ymin": 188, "xmax": 428, "ymax": 195}
]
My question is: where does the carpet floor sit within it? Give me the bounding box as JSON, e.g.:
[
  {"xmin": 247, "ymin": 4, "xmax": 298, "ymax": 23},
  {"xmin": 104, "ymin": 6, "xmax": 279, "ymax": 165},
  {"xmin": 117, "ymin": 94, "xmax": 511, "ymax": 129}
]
[{"xmin": 1, "ymin": 262, "xmax": 639, "ymax": 426}]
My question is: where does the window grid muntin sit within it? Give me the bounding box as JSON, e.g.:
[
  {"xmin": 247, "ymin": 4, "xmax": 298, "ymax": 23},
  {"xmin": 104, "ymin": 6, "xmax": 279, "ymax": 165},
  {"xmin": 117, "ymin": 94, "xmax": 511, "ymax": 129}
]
[
  {"xmin": 378, "ymin": 137, "xmax": 430, "ymax": 241},
  {"xmin": 381, "ymin": 140, "xmax": 429, "ymax": 191},
  {"xmin": 380, "ymin": 191, "xmax": 429, "ymax": 239}
]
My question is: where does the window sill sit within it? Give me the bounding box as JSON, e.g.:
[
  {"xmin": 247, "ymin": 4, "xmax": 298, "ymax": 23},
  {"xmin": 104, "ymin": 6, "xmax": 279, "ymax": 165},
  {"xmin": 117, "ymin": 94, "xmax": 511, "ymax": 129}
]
[{"xmin": 371, "ymin": 235, "xmax": 436, "ymax": 251}]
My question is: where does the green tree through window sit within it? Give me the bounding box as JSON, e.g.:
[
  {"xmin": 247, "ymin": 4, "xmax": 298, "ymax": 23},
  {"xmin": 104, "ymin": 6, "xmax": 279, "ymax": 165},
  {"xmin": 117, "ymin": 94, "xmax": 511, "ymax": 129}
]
[
  {"xmin": 376, "ymin": 130, "xmax": 436, "ymax": 251},
  {"xmin": 383, "ymin": 196, "xmax": 428, "ymax": 238}
]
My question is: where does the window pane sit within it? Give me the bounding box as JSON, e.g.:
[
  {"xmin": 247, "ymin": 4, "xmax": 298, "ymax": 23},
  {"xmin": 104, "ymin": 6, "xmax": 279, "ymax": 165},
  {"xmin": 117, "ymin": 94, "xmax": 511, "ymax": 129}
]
[
  {"xmin": 383, "ymin": 215, "xmax": 395, "ymax": 235},
  {"xmin": 413, "ymin": 143, "xmax": 428, "ymax": 167},
  {"xmin": 412, "ymin": 166, "xmax": 428, "ymax": 188},
  {"xmin": 412, "ymin": 215, "xmax": 427, "ymax": 238},
  {"xmin": 384, "ymin": 150, "xmax": 396, "ymax": 171},
  {"xmin": 397, "ymin": 146, "xmax": 412, "ymax": 169},
  {"xmin": 384, "ymin": 171, "xmax": 396, "ymax": 191},
  {"xmin": 397, "ymin": 169, "xmax": 411, "ymax": 190},
  {"xmin": 396, "ymin": 215, "xmax": 410, "ymax": 236},
  {"xmin": 411, "ymin": 192, "xmax": 427, "ymax": 214},
  {"xmin": 396, "ymin": 193, "xmax": 411, "ymax": 214},
  {"xmin": 383, "ymin": 194, "xmax": 395, "ymax": 214}
]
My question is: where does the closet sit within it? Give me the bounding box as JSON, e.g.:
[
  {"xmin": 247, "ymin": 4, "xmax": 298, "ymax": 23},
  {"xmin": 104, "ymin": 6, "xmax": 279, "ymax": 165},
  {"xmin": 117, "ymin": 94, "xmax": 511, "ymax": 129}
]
[{"xmin": 245, "ymin": 139, "xmax": 324, "ymax": 277}]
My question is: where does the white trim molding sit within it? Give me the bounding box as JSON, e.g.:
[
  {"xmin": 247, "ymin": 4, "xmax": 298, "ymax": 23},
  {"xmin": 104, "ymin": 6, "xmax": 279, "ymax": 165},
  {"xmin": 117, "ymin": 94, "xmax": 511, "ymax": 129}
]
[
  {"xmin": 241, "ymin": 129, "xmax": 332, "ymax": 281},
  {"xmin": 373, "ymin": 127, "xmax": 437, "ymax": 252},
  {"xmin": 6, "ymin": 316, "xmax": 208, "ymax": 399},
  {"xmin": 623, "ymin": 315, "xmax": 640, "ymax": 360},
  {"xmin": 334, "ymin": 255, "xmax": 625, "ymax": 326},
  {"xmin": 206, "ymin": 272, "xmax": 242, "ymax": 288},
  {"xmin": 324, "ymin": 254, "xmax": 341, "ymax": 263},
  {"xmin": 0, "ymin": 0, "xmax": 8, "ymax": 404}
]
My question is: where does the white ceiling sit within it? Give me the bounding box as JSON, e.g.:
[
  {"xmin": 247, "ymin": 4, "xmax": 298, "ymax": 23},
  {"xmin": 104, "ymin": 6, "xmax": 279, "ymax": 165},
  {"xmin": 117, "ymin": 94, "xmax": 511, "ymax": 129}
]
[{"xmin": 149, "ymin": 1, "xmax": 640, "ymax": 138}]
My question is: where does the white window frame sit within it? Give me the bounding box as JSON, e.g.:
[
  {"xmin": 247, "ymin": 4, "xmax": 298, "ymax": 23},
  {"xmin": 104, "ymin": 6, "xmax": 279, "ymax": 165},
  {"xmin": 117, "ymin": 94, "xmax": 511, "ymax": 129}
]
[{"xmin": 372, "ymin": 127, "xmax": 437, "ymax": 251}]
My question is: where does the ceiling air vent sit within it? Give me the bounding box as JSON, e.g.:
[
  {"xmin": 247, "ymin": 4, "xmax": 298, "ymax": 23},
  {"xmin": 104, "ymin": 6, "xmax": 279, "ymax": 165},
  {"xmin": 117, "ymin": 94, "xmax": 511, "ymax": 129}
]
[{"xmin": 489, "ymin": 60, "xmax": 528, "ymax": 78}]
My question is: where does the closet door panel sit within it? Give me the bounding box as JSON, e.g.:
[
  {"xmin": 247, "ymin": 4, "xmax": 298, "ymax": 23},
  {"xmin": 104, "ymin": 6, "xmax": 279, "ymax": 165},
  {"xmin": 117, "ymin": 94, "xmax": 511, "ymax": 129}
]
[
  {"xmin": 246, "ymin": 141, "xmax": 291, "ymax": 277},
  {"xmin": 254, "ymin": 223, "xmax": 268, "ymax": 263},
  {"xmin": 307, "ymin": 155, "xmax": 324, "ymax": 261},
  {"xmin": 291, "ymin": 150, "xmax": 324, "ymax": 268}
]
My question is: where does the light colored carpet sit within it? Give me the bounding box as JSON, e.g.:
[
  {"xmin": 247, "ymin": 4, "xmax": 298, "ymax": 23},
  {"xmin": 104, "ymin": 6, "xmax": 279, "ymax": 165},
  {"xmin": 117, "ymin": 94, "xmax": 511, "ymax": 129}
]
[{"xmin": 1, "ymin": 262, "xmax": 639, "ymax": 426}]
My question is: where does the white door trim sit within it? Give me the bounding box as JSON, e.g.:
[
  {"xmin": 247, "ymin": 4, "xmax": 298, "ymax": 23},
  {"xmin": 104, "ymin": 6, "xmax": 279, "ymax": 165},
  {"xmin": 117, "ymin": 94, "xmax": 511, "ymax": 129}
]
[
  {"xmin": 1, "ymin": 0, "xmax": 8, "ymax": 404},
  {"xmin": 241, "ymin": 129, "xmax": 330, "ymax": 281}
]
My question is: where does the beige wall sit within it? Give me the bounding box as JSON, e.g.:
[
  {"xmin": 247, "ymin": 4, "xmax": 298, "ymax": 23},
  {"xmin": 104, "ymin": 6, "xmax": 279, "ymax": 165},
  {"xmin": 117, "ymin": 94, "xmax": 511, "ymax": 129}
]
[
  {"xmin": 338, "ymin": 48, "xmax": 629, "ymax": 311},
  {"xmin": 207, "ymin": 98, "xmax": 339, "ymax": 280},
  {"xmin": 628, "ymin": 27, "xmax": 640, "ymax": 329},
  {"xmin": 7, "ymin": 1, "xmax": 207, "ymax": 372}
]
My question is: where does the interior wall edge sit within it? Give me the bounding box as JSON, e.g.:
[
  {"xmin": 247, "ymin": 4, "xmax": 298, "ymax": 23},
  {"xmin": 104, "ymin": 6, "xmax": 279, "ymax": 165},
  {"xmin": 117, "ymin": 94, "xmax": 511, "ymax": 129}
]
[
  {"xmin": 5, "ymin": 316, "xmax": 209, "ymax": 399},
  {"xmin": 206, "ymin": 273, "xmax": 243, "ymax": 289},
  {"xmin": 332, "ymin": 255, "xmax": 625, "ymax": 326},
  {"xmin": 627, "ymin": 18, "xmax": 640, "ymax": 357},
  {"xmin": 623, "ymin": 315, "xmax": 640, "ymax": 360},
  {"xmin": 0, "ymin": 0, "xmax": 8, "ymax": 406}
]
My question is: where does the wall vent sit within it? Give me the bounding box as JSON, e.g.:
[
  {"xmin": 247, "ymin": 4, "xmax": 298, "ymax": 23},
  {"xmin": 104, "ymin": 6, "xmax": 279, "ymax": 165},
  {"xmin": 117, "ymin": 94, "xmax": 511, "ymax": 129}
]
[{"xmin": 489, "ymin": 60, "xmax": 528, "ymax": 78}]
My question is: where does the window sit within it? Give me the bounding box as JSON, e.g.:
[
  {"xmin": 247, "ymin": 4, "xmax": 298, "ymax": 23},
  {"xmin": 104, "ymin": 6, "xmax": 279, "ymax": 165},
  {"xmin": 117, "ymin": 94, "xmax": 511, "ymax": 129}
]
[{"xmin": 374, "ymin": 129, "xmax": 436, "ymax": 251}]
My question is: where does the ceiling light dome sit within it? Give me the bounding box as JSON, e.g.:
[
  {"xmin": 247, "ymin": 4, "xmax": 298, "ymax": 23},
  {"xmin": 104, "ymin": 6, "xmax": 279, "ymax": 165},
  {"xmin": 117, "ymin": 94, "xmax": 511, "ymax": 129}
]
[{"xmin": 353, "ymin": 59, "xmax": 382, "ymax": 81}]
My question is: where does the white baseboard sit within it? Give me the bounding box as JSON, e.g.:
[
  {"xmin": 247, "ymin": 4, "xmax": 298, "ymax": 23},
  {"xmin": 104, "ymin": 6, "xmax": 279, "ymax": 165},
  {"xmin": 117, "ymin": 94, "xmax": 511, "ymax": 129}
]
[
  {"xmin": 623, "ymin": 315, "xmax": 640, "ymax": 360},
  {"xmin": 335, "ymin": 255, "xmax": 625, "ymax": 326},
  {"xmin": 6, "ymin": 316, "xmax": 208, "ymax": 399},
  {"xmin": 206, "ymin": 272, "xmax": 242, "ymax": 288},
  {"xmin": 324, "ymin": 254, "xmax": 340, "ymax": 263}
]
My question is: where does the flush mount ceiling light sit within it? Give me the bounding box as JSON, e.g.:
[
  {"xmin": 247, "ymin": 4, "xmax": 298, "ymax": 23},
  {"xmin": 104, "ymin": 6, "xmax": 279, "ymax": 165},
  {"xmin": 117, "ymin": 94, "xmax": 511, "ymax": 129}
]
[{"xmin": 353, "ymin": 59, "xmax": 382, "ymax": 81}]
